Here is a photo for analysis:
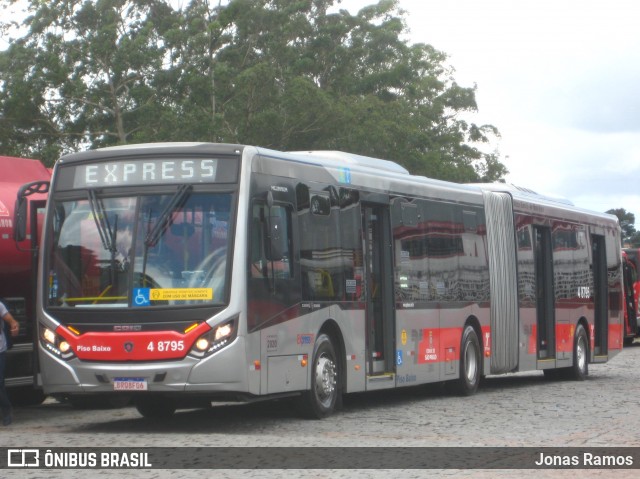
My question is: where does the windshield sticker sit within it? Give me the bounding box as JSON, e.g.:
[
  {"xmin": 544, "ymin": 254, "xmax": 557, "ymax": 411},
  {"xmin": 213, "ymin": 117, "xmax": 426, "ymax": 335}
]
[
  {"xmin": 133, "ymin": 288, "xmax": 151, "ymax": 306},
  {"xmin": 132, "ymin": 287, "xmax": 213, "ymax": 306}
]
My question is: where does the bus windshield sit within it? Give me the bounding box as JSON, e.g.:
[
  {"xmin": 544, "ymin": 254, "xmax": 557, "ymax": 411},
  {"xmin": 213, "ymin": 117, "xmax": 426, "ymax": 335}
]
[{"xmin": 46, "ymin": 190, "xmax": 233, "ymax": 308}]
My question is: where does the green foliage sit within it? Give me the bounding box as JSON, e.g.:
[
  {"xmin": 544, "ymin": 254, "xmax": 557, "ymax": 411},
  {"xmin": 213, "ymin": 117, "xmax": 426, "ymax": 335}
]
[
  {"xmin": 0, "ymin": 0, "xmax": 506, "ymax": 183},
  {"xmin": 629, "ymin": 232, "xmax": 640, "ymax": 248}
]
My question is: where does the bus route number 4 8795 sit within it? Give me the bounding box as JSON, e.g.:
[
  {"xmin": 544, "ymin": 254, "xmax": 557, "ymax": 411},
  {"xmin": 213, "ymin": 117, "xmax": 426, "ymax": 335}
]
[{"xmin": 147, "ymin": 341, "xmax": 185, "ymax": 352}]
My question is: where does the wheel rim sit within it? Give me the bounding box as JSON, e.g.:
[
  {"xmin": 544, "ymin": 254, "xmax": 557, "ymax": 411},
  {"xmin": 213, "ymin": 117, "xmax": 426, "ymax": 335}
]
[
  {"xmin": 314, "ymin": 353, "xmax": 337, "ymax": 407},
  {"xmin": 464, "ymin": 340, "xmax": 478, "ymax": 384},
  {"xmin": 576, "ymin": 335, "xmax": 587, "ymax": 372}
]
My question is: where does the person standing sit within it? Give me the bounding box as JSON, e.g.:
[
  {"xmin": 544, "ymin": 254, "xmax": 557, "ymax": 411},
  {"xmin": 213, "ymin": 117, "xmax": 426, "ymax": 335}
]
[{"xmin": 1, "ymin": 300, "xmax": 19, "ymax": 426}]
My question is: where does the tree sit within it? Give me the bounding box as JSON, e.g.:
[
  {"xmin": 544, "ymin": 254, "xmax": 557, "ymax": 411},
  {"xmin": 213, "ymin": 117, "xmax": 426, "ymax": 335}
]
[
  {"xmin": 606, "ymin": 208, "xmax": 636, "ymax": 245},
  {"xmin": 629, "ymin": 231, "xmax": 640, "ymax": 248},
  {"xmin": 1, "ymin": 0, "xmax": 177, "ymax": 162},
  {"xmin": 0, "ymin": 0, "xmax": 506, "ymax": 183}
]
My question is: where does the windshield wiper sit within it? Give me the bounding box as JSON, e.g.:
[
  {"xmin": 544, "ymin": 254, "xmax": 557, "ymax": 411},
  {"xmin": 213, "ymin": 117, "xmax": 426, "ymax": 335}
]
[
  {"xmin": 87, "ymin": 190, "xmax": 119, "ymax": 285},
  {"xmin": 88, "ymin": 190, "xmax": 117, "ymax": 254},
  {"xmin": 140, "ymin": 185, "xmax": 192, "ymax": 290},
  {"xmin": 144, "ymin": 184, "xmax": 192, "ymax": 248}
]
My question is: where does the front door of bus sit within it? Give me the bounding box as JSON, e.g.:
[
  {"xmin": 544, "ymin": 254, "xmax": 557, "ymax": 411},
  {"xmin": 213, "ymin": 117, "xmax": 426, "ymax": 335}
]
[{"xmin": 362, "ymin": 204, "xmax": 395, "ymax": 377}]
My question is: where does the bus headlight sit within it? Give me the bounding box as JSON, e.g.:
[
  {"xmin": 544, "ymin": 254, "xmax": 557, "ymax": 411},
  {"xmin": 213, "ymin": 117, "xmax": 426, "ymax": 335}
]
[
  {"xmin": 40, "ymin": 326, "xmax": 75, "ymax": 360},
  {"xmin": 215, "ymin": 323, "xmax": 233, "ymax": 341},
  {"xmin": 43, "ymin": 327, "xmax": 56, "ymax": 344},
  {"xmin": 189, "ymin": 318, "xmax": 237, "ymax": 358}
]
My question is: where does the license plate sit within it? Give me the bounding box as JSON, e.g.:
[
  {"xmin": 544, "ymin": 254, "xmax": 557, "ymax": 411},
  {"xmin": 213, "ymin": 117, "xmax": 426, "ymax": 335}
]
[{"xmin": 113, "ymin": 377, "xmax": 148, "ymax": 391}]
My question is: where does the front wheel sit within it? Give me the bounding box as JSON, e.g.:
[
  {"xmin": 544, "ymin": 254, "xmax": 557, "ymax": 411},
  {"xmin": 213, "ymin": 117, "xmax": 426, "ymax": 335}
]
[
  {"xmin": 450, "ymin": 325, "xmax": 481, "ymax": 396},
  {"xmin": 570, "ymin": 325, "xmax": 589, "ymax": 380},
  {"xmin": 298, "ymin": 333, "xmax": 340, "ymax": 419}
]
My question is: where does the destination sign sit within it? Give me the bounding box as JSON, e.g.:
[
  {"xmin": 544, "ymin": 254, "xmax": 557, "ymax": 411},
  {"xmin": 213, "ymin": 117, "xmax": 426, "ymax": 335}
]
[
  {"xmin": 57, "ymin": 157, "xmax": 238, "ymax": 190},
  {"xmin": 72, "ymin": 159, "xmax": 221, "ymax": 188}
]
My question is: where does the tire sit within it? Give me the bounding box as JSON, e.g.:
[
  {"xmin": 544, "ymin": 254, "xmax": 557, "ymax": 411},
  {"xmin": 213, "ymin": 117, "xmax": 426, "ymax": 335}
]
[
  {"xmin": 451, "ymin": 325, "xmax": 481, "ymax": 396},
  {"xmin": 135, "ymin": 397, "xmax": 177, "ymax": 419},
  {"xmin": 570, "ymin": 324, "xmax": 589, "ymax": 381},
  {"xmin": 299, "ymin": 333, "xmax": 340, "ymax": 419}
]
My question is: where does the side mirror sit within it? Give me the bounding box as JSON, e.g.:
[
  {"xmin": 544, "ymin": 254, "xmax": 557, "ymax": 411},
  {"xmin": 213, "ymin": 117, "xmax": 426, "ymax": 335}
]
[
  {"xmin": 14, "ymin": 195, "xmax": 28, "ymax": 242},
  {"xmin": 14, "ymin": 180, "xmax": 50, "ymax": 243}
]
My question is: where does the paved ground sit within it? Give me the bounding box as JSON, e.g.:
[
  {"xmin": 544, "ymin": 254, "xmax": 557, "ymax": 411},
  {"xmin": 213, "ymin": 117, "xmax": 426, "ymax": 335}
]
[{"xmin": 2, "ymin": 340, "xmax": 640, "ymax": 478}]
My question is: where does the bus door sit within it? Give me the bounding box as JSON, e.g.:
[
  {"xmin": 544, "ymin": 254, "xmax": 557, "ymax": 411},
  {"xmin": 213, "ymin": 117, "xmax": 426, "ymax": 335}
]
[
  {"xmin": 362, "ymin": 202, "xmax": 395, "ymax": 384},
  {"xmin": 28, "ymin": 197, "xmax": 48, "ymax": 387},
  {"xmin": 533, "ymin": 225, "xmax": 555, "ymax": 362},
  {"xmin": 591, "ymin": 234, "xmax": 608, "ymax": 357}
]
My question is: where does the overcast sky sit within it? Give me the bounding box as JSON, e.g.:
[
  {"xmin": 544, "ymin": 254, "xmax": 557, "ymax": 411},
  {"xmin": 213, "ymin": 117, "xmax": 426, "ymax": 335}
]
[
  {"xmin": 4, "ymin": 1, "xmax": 639, "ymax": 222},
  {"xmin": 341, "ymin": 0, "xmax": 640, "ymax": 223}
]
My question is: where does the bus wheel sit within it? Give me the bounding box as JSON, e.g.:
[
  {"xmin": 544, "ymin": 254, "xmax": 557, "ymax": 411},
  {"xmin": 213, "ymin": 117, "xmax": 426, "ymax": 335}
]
[
  {"xmin": 135, "ymin": 397, "xmax": 176, "ymax": 419},
  {"xmin": 571, "ymin": 325, "xmax": 589, "ymax": 381},
  {"xmin": 451, "ymin": 325, "xmax": 481, "ymax": 396},
  {"xmin": 299, "ymin": 334, "xmax": 340, "ymax": 419}
]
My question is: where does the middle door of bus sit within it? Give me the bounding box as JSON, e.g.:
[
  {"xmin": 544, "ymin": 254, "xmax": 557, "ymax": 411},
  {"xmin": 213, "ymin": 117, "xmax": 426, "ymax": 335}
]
[
  {"xmin": 361, "ymin": 202, "xmax": 395, "ymax": 380},
  {"xmin": 533, "ymin": 225, "xmax": 556, "ymax": 361}
]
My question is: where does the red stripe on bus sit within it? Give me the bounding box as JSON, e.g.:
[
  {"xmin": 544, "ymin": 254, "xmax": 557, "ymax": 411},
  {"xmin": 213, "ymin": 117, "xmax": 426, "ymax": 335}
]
[{"xmin": 55, "ymin": 322, "xmax": 211, "ymax": 361}]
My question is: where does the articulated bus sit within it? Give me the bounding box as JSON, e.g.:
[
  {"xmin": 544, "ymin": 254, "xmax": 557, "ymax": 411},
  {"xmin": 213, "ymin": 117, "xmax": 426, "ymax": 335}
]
[{"xmin": 19, "ymin": 143, "xmax": 623, "ymax": 418}]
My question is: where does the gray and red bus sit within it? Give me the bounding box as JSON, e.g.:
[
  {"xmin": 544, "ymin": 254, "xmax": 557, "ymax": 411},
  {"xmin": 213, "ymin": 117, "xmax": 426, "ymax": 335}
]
[{"xmin": 18, "ymin": 143, "xmax": 624, "ymax": 418}]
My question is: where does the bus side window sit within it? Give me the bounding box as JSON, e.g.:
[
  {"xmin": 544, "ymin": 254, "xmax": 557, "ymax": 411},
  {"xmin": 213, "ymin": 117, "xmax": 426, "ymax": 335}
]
[{"xmin": 250, "ymin": 214, "xmax": 265, "ymax": 277}]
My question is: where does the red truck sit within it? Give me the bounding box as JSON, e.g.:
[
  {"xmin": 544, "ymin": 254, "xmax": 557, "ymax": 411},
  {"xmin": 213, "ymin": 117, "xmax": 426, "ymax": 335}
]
[{"xmin": 1, "ymin": 155, "xmax": 50, "ymax": 404}]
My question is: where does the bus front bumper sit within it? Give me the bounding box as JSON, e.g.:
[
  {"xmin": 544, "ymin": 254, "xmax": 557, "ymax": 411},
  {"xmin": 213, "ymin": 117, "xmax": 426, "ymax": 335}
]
[{"xmin": 38, "ymin": 336, "xmax": 250, "ymax": 396}]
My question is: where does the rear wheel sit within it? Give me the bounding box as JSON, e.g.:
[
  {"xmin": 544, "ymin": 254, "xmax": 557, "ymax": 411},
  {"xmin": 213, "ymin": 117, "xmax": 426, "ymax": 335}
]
[
  {"xmin": 450, "ymin": 325, "xmax": 481, "ymax": 396},
  {"xmin": 298, "ymin": 333, "xmax": 340, "ymax": 419},
  {"xmin": 570, "ymin": 325, "xmax": 589, "ymax": 380}
]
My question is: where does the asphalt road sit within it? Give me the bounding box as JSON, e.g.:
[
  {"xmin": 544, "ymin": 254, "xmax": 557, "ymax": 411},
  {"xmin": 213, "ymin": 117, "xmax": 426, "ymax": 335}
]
[{"xmin": 3, "ymin": 340, "xmax": 640, "ymax": 478}]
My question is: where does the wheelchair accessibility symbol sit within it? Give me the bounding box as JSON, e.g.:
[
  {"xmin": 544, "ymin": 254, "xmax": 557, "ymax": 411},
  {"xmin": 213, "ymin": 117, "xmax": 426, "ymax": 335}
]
[{"xmin": 133, "ymin": 288, "xmax": 150, "ymax": 307}]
